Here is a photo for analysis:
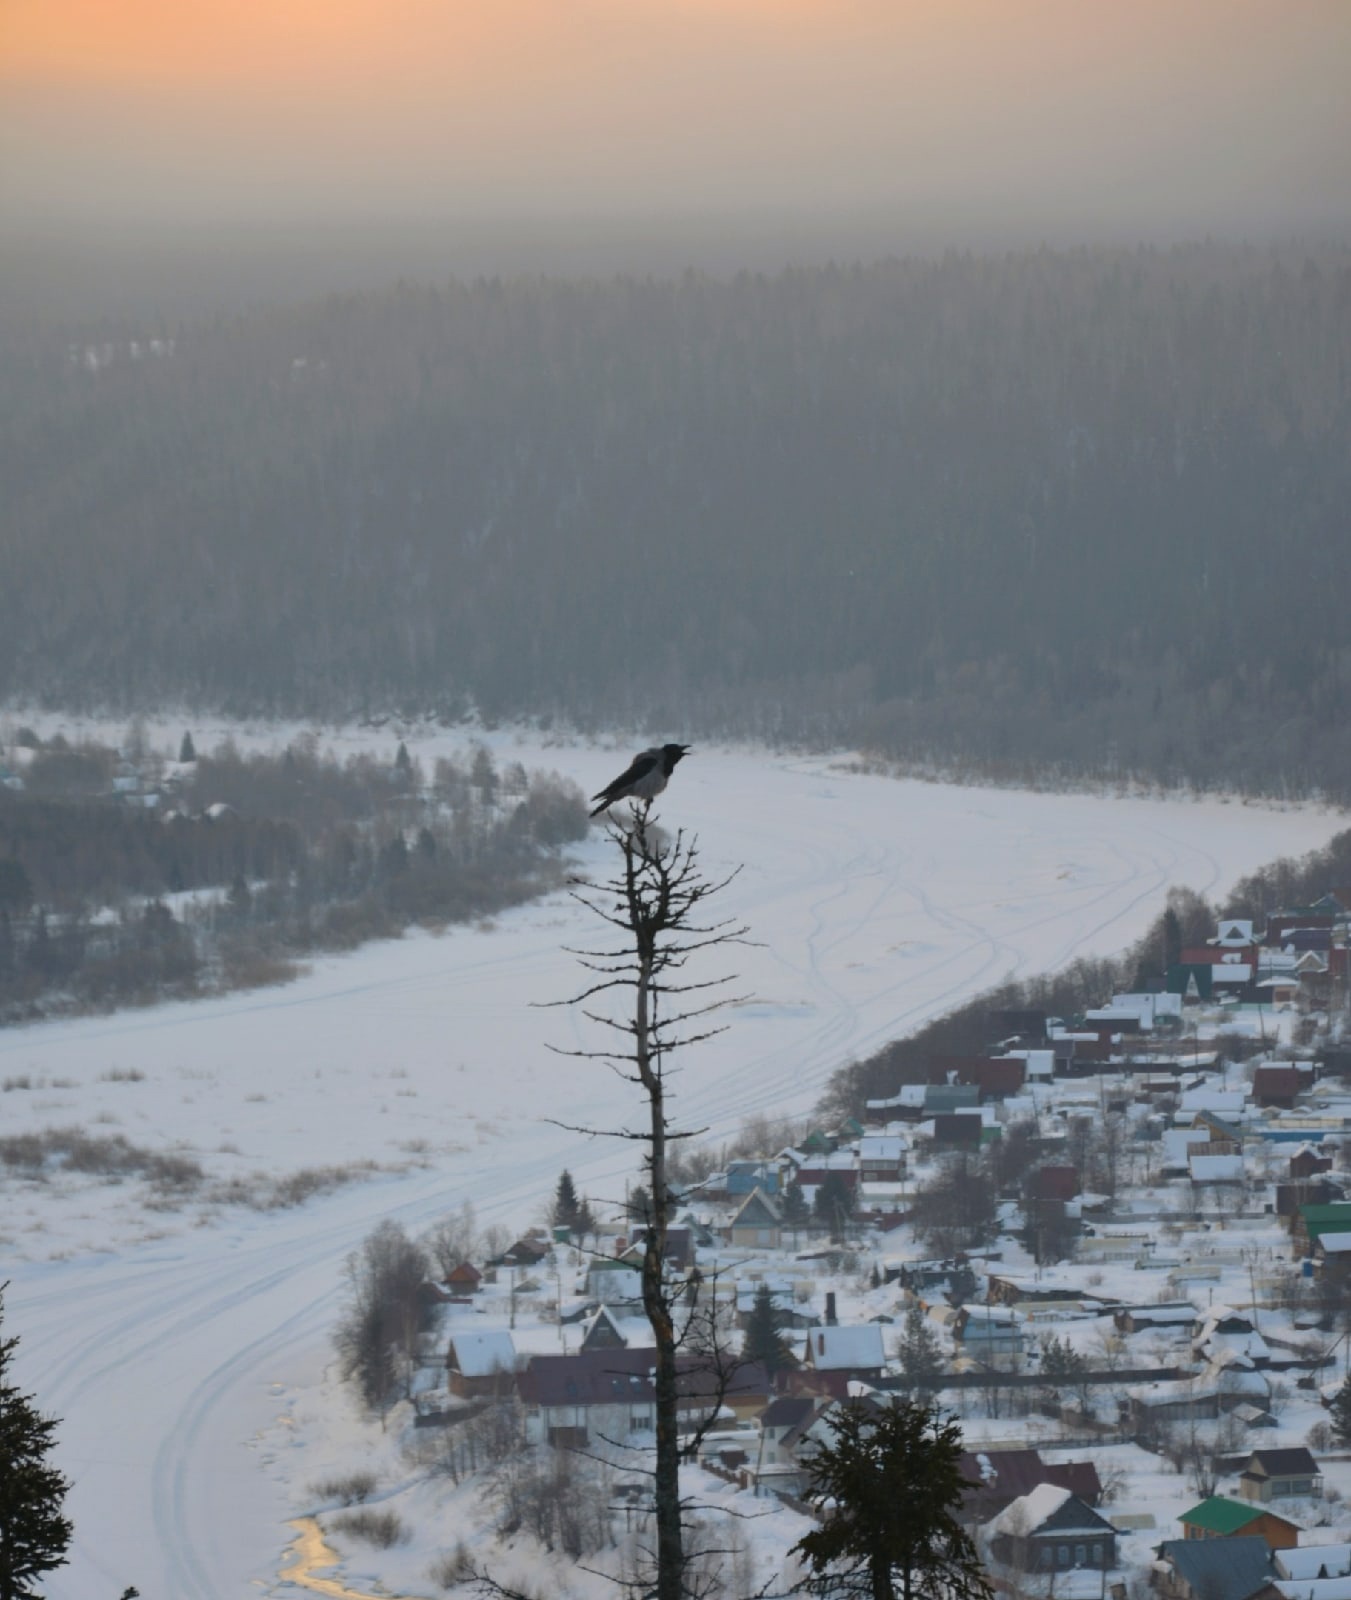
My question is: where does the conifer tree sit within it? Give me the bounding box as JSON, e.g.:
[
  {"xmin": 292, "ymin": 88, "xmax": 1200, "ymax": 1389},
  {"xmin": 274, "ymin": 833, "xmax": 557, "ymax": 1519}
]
[
  {"xmin": 178, "ymin": 731, "xmax": 196, "ymax": 763},
  {"xmin": 781, "ymin": 1178, "xmax": 810, "ymax": 1243},
  {"xmin": 813, "ymin": 1170, "xmax": 855, "ymax": 1238},
  {"xmin": 894, "ymin": 1301, "xmax": 945, "ymax": 1394},
  {"xmin": 0, "ymin": 1285, "xmax": 73, "ymax": 1600},
  {"xmin": 794, "ymin": 1398, "xmax": 990, "ymax": 1600},
  {"xmin": 742, "ymin": 1282, "xmax": 791, "ymax": 1376},
  {"xmin": 1331, "ymin": 1374, "xmax": 1351, "ymax": 1447},
  {"xmin": 552, "ymin": 1169, "xmax": 581, "ymax": 1231}
]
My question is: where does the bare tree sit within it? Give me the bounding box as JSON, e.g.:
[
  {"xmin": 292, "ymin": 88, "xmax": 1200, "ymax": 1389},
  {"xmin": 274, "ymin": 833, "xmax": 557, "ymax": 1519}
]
[
  {"xmin": 333, "ymin": 1219, "xmax": 431, "ymax": 1412},
  {"xmin": 548, "ymin": 804, "xmax": 748, "ymax": 1600},
  {"xmin": 424, "ymin": 1200, "xmax": 479, "ymax": 1280}
]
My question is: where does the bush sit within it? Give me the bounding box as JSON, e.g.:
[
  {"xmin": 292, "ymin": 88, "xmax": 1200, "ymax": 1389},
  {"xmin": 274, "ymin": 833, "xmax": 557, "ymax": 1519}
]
[
  {"xmin": 311, "ymin": 1470, "xmax": 378, "ymax": 1506},
  {"xmin": 429, "ymin": 1543, "xmax": 476, "ymax": 1590},
  {"xmin": 330, "ymin": 1508, "xmax": 408, "ymax": 1548}
]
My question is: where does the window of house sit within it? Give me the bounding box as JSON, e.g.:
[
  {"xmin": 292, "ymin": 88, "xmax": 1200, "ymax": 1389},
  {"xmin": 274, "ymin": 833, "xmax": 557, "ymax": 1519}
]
[
  {"xmin": 1059, "ymin": 1547, "xmax": 1069, "ymax": 1567},
  {"xmin": 1075, "ymin": 1545, "xmax": 1086, "ymax": 1566},
  {"xmin": 1093, "ymin": 1544, "xmax": 1103, "ymax": 1565},
  {"xmin": 1040, "ymin": 1548, "xmax": 1053, "ymax": 1570}
]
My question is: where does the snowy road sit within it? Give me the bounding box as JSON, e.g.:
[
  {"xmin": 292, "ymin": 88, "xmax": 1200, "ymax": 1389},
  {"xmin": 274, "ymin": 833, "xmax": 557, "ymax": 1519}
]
[{"xmin": 2, "ymin": 739, "xmax": 1341, "ymax": 1598}]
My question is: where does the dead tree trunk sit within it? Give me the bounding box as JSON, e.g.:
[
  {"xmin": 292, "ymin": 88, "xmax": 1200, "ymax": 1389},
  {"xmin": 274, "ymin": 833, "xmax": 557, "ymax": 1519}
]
[{"xmin": 550, "ymin": 803, "xmax": 746, "ymax": 1600}]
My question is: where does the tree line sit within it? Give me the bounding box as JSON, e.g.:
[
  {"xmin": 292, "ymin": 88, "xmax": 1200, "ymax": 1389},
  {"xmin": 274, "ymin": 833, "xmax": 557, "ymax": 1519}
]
[
  {"xmin": 4, "ymin": 241, "xmax": 1351, "ymax": 796},
  {"xmin": 0, "ymin": 734, "xmax": 588, "ymax": 1022}
]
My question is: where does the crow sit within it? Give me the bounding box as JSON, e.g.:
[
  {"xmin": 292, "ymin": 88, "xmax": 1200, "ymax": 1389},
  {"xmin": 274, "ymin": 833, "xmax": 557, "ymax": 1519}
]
[{"xmin": 589, "ymin": 744, "xmax": 691, "ymax": 818}]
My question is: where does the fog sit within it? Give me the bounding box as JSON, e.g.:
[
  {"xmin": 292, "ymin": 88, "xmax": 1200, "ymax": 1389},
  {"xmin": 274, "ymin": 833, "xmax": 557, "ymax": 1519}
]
[{"xmin": 4, "ymin": 0, "xmax": 1350, "ymax": 318}]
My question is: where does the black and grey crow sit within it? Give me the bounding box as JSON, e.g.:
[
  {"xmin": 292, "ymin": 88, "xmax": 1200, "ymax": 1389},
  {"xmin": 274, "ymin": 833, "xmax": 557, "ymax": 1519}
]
[{"xmin": 589, "ymin": 744, "xmax": 691, "ymax": 818}]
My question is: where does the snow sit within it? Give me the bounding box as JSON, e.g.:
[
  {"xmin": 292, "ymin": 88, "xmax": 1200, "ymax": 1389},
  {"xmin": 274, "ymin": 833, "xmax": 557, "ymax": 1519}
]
[{"xmin": 0, "ymin": 724, "xmax": 1346, "ymax": 1599}]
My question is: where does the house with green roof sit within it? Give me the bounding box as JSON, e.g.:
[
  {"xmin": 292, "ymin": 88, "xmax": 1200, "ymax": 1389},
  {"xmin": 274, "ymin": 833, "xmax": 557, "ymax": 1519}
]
[
  {"xmin": 1294, "ymin": 1202, "xmax": 1351, "ymax": 1256},
  {"xmin": 1179, "ymin": 1497, "xmax": 1299, "ymax": 1551}
]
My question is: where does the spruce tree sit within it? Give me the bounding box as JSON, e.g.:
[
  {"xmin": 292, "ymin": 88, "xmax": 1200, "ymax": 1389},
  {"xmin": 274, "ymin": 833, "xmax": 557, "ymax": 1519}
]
[
  {"xmin": 742, "ymin": 1282, "xmax": 791, "ymax": 1376},
  {"xmin": 0, "ymin": 1286, "xmax": 73, "ymax": 1600},
  {"xmin": 178, "ymin": 731, "xmax": 196, "ymax": 763},
  {"xmin": 552, "ymin": 1169, "xmax": 581, "ymax": 1231},
  {"xmin": 813, "ymin": 1171, "xmax": 855, "ymax": 1238},
  {"xmin": 794, "ymin": 1397, "xmax": 990, "ymax": 1600},
  {"xmin": 781, "ymin": 1179, "xmax": 810, "ymax": 1242},
  {"xmin": 894, "ymin": 1301, "xmax": 945, "ymax": 1394},
  {"xmin": 1331, "ymin": 1374, "xmax": 1351, "ymax": 1446}
]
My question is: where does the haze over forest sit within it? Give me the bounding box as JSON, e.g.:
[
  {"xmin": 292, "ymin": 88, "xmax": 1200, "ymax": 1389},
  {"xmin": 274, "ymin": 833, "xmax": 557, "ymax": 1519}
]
[{"xmin": 3, "ymin": 1, "xmax": 1350, "ymax": 793}]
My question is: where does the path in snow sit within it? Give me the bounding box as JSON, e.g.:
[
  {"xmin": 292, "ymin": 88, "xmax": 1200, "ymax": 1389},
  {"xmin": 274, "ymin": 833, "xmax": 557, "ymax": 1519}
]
[{"xmin": 2, "ymin": 740, "xmax": 1342, "ymax": 1598}]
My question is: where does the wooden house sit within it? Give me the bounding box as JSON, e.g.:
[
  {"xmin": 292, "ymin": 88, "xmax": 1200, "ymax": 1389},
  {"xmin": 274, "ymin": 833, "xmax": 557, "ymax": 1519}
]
[
  {"xmin": 445, "ymin": 1330, "xmax": 519, "ymax": 1398},
  {"xmin": 1153, "ymin": 1537, "xmax": 1280, "ymax": 1600},
  {"xmin": 1178, "ymin": 1498, "xmax": 1299, "ymax": 1551},
  {"xmin": 986, "ymin": 1485, "xmax": 1117, "ymax": 1573},
  {"xmin": 1237, "ymin": 1448, "xmax": 1323, "ymax": 1503},
  {"xmin": 726, "ymin": 1188, "xmax": 783, "ymax": 1251}
]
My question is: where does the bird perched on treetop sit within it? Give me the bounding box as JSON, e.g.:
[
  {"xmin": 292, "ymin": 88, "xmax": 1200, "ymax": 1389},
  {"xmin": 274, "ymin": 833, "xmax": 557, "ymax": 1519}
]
[{"xmin": 589, "ymin": 744, "xmax": 690, "ymax": 818}]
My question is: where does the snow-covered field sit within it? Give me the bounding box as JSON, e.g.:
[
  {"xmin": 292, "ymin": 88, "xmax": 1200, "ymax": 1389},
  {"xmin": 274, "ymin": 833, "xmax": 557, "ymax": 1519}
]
[{"xmin": 2, "ymin": 726, "xmax": 1344, "ymax": 1599}]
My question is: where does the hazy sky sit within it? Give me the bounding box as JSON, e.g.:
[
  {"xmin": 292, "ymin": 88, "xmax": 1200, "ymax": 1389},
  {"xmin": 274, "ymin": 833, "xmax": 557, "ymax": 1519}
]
[{"xmin": 3, "ymin": 0, "xmax": 1350, "ymax": 235}]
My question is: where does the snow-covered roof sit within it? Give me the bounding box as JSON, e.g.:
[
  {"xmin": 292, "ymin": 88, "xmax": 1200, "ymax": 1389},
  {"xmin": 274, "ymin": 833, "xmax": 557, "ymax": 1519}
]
[
  {"xmin": 447, "ymin": 1330, "xmax": 518, "ymax": 1377},
  {"xmin": 988, "ymin": 1482, "xmax": 1108, "ymax": 1537},
  {"xmin": 804, "ymin": 1324, "xmax": 886, "ymax": 1370},
  {"xmin": 1277, "ymin": 1546, "xmax": 1351, "ymax": 1583},
  {"xmin": 1189, "ymin": 1153, "xmax": 1246, "ymax": 1182}
]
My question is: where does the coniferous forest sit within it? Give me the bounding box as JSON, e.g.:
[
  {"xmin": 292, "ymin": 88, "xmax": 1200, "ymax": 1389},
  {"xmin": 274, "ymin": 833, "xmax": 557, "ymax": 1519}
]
[{"xmin": 4, "ymin": 240, "xmax": 1350, "ymax": 794}]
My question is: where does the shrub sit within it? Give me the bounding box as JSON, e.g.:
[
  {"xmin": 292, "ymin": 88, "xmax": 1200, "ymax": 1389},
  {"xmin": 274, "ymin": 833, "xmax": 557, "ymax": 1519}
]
[
  {"xmin": 310, "ymin": 1470, "xmax": 378, "ymax": 1506},
  {"xmin": 330, "ymin": 1508, "xmax": 408, "ymax": 1548}
]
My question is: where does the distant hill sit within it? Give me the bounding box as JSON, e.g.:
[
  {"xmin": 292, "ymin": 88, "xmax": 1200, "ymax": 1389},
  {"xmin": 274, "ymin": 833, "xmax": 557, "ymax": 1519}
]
[{"xmin": 4, "ymin": 241, "xmax": 1350, "ymax": 794}]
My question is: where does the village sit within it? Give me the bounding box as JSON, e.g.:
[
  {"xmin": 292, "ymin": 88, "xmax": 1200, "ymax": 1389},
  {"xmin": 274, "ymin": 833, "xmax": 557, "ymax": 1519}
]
[{"xmin": 318, "ymin": 891, "xmax": 1351, "ymax": 1600}]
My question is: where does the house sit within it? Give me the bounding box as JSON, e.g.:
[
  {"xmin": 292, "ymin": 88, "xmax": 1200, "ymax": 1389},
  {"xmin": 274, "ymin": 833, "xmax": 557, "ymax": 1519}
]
[
  {"xmin": 1238, "ymin": 1447, "xmax": 1323, "ymax": 1503},
  {"xmin": 1274, "ymin": 1546, "xmax": 1351, "ymax": 1585},
  {"xmin": 1123, "ymin": 1378, "xmax": 1221, "ymax": 1433},
  {"xmin": 985, "ymin": 1485, "xmax": 1117, "ymax": 1573},
  {"xmin": 985, "ymin": 1274, "xmax": 1085, "ymax": 1310},
  {"xmin": 725, "ymin": 1159, "xmax": 780, "ymax": 1197},
  {"xmin": 1190, "ymin": 1151, "xmax": 1246, "ymax": 1185},
  {"xmin": 586, "ymin": 1256, "xmax": 645, "ymax": 1306},
  {"xmin": 856, "ymin": 1133, "xmax": 907, "ymax": 1183},
  {"xmin": 933, "ymin": 1056, "xmax": 1027, "ymax": 1100},
  {"xmin": 1293, "ymin": 1203, "xmax": 1351, "ymax": 1257},
  {"xmin": 958, "ymin": 1448, "xmax": 1102, "ymax": 1523},
  {"xmin": 1289, "ymin": 1147, "xmax": 1334, "ymax": 1181},
  {"xmin": 1029, "ymin": 1164, "xmax": 1080, "ymax": 1202},
  {"xmin": 1153, "ymin": 1537, "xmax": 1280, "ymax": 1600},
  {"xmin": 756, "ymin": 1395, "xmax": 821, "ymax": 1466},
  {"xmin": 924, "ymin": 1083, "xmax": 982, "ymax": 1115},
  {"xmin": 1115, "ymin": 1302, "xmax": 1198, "ymax": 1336},
  {"xmin": 519, "ymin": 1349, "xmax": 656, "ymax": 1447},
  {"xmin": 1253, "ymin": 1066, "xmax": 1313, "ymax": 1111},
  {"xmin": 1192, "ymin": 1311, "xmax": 1270, "ymax": 1370},
  {"xmin": 579, "ymin": 1305, "xmax": 651, "ymax": 1352},
  {"xmin": 491, "ymin": 1234, "xmax": 551, "ymax": 1268},
  {"xmin": 800, "ymin": 1324, "xmax": 887, "ymax": 1381},
  {"xmin": 444, "ymin": 1261, "xmax": 482, "ymax": 1296},
  {"xmin": 445, "ymin": 1331, "xmax": 519, "ymax": 1398},
  {"xmin": 520, "ymin": 1348, "xmax": 765, "ymax": 1448},
  {"xmin": 953, "ymin": 1304, "xmax": 1024, "ymax": 1359},
  {"xmin": 1178, "ymin": 1498, "xmax": 1299, "ymax": 1551},
  {"xmin": 726, "ymin": 1188, "xmax": 783, "ymax": 1251}
]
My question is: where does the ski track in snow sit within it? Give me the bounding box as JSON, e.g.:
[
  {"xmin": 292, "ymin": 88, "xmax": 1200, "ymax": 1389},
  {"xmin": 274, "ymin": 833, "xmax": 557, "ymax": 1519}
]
[{"xmin": 0, "ymin": 736, "xmax": 1339, "ymax": 1598}]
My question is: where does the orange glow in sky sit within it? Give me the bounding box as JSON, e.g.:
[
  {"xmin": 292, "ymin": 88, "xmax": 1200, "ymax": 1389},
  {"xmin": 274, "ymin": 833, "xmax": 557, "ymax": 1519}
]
[{"xmin": 3, "ymin": 0, "xmax": 1349, "ymax": 228}]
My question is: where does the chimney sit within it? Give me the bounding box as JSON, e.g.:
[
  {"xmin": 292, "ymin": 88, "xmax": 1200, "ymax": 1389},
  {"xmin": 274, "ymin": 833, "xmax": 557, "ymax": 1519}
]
[{"xmin": 825, "ymin": 1291, "xmax": 837, "ymax": 1326}]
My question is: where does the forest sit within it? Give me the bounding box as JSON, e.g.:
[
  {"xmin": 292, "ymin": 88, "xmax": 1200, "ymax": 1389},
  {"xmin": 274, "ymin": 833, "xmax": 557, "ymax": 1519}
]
[
  {"xmin": 3, "ymin": 240, "xmax": 1350, "ymax": 795},
  {"xmin": 0, "ymin": 733, "xmax": 588, "ymax": 1022}
]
